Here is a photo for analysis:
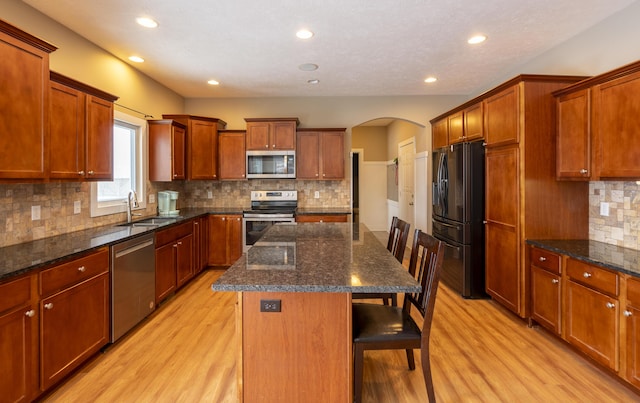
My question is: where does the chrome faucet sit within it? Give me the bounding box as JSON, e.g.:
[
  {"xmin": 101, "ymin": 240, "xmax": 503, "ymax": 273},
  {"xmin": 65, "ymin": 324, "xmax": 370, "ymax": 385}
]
[{"xmin": 127, "ymin": 190, "xmax": 142, "ymax": 223}]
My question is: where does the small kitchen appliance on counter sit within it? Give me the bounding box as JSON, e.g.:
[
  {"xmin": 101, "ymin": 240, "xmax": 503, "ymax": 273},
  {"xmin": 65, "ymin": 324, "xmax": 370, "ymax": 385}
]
[{"xmin": 158, "ymin": 191, "xmax": 179, "ymax": 216}]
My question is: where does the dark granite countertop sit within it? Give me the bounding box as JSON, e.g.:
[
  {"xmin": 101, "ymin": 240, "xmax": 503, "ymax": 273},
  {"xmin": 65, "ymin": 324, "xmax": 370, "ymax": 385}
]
[
  {"xmin": 527, "ymin": 239, "xmax": 640, "ymax": 277},
  {"xmin": 296, "ymin": 207, "xmax": 351, "ymax": 215},
  {"xmin": 211, "ymin": 222, "xmax": 421, "ymax": 293},
  {"xmin": 0, "ymin": 207, "xmax": 246, "ymax": 282}
]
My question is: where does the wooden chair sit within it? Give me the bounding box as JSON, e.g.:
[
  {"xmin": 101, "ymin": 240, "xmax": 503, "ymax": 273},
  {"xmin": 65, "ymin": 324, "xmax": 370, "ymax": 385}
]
[
  {"xmin": 352, "ymin": 216, "xmax": 410, "ymax": 306},
  {"xmin": 352, "ymin": 229, "xmax": 445, "ymax": 403}
]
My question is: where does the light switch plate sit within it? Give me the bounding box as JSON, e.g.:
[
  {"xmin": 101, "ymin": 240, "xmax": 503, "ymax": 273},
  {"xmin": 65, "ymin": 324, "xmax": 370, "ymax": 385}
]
[
  {"xmin": 31, "ymin": 205, "xmax": 41, "ymax": 220},
  {"xmin": 600, "ymin": 202, "xmax": 610, "ymax": 217},
  {"xmin": 314, "ymin": 191, "xmax": 320, "ymax": 199},
  {"xmin": 207, "ymin": 191, "xmax": 213, "ymax": 199},
  {"xmin": 73, "ymin": 200, "xmax": 81, "ymax": 214},
  {"xmin": 148, "ymin": 193, "xmax": 156, "ymax": 203}
]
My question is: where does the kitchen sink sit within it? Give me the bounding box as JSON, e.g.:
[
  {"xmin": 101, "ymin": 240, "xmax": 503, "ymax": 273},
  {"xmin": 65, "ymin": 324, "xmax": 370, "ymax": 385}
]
[{"xmin": 118, "ymin": 217, "xmax": 178, "ymax": 228}]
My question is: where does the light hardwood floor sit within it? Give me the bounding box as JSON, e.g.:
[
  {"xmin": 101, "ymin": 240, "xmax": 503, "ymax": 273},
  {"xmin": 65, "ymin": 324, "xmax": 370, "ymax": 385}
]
[{"xmin": 43, "ymin": 269, "xmax": 640, "ymax": 402}]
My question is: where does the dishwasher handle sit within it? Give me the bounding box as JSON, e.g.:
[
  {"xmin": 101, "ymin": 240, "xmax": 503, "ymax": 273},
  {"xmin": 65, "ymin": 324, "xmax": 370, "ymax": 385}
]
[{"xmin": 114, "ymin": 239, "xmax": 154, "ymax": 259}]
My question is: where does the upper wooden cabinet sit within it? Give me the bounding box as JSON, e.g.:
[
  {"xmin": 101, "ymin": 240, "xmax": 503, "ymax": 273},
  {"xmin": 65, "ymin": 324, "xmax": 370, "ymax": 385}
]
[
  {"xmin": 163, "ymin": 115, "xmax": 226, "ymax": 180},
  {"xmin": 297, "ymin": 129, "xmax": 345, "ymax": 180},
  {"xmin": 0, "ymin": 20, "xmax": 57, "ymax": 180},
  {"xmin": 463, "ymin": 103, "xmax": 484, "ymax": 142},
  {"xmin": 218, "ymin": 130, "xmax": 247, "ymax": 180},
  {"xmin": 554, "ymin": 61, "xmax": 640, "ymax": 180},
  {"xmin": 49, "ymin": 72, "xmax": 118, "ymax": 181},
  {"xmin": 447, "ymin": 111, "xmax": 464, "ymax": 144},
  {"xmin": 431, "ymin": 102, "xmax": 483, "ymax": 148},
  {"xmin": 245, "ymin": 118, "xmax": 298, "ymax": 150},
  {"xmin": 484, "ymin": 85, "xmax": 520, "ymax": 147},
  {"xmin": 431, "ymin": 118, "xmax": 448, "ymax": 149},
  {"xmin": 148, "ymin": 119, "xmax": 187, "ymax": 181}
]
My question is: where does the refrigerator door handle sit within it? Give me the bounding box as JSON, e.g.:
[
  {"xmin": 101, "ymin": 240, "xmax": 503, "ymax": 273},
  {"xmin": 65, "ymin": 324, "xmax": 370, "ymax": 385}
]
[{"xmin": 435, "ymin": 221, "xmax": 461, "ymax": 230}]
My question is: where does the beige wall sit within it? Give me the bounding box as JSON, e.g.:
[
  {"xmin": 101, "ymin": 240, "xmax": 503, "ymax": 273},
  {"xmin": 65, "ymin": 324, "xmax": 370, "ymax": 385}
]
[
  {"xmin": 387, "ymin": 120, "xmax": 425, "ymax": 160},
  {"xmin": 352, "ymin": 126, "xmax": 387, "ymax": 161}
]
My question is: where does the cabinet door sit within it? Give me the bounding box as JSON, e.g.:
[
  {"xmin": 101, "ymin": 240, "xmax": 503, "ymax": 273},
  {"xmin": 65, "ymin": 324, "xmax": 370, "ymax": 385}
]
[
  {"xmin": 448, "ymin": 111, "xmax": 464, "ymax": 144},
  {"xmin": 40, "ymin": 273, "xmax": 109, "ymax": 390},
  {"xmin": 188, "ymin": 120, "xmax": 218, "ymax": 179},
  {"xmin": 592, "ymin": 71, "xmax": 640, "ymax": 178},
  {"xmin": 296, "ymin": 132, "xmax": 320, "ymax": 179},
  {"xmin": 463, "ymin": 103, "xmax": 483, "ymax": 141},
  {"xmin": 485, "ymin": 146, "xmax": 521, "ymax": 315},
  {"xmin": 626, "ymin": 303, "xmax": 640, "ymax": 388},
  {"xmin": 431, "ymin": 118, "xmax": 448, "ymax": 149},
  {"xmin": 320, "ymin": 132, "xmax": 345, "ymax": 179},
  {"xmin": 271, "ymin": 121, "xmax": 296, "ymax": 150},
  {"xmin": 246, "ymin": 122, "xmax": 270, "ymax": 150},
  {"xmin": 208, "ymin": 215, "xmax": 229, "ymax": 266},
  {"xmin": 0, "ymin": 29, "xmax": 51, "ymax": 179},
  {"xmin": 193, "ymin": 217, "xmax": 209, "ymax": 274},
  {"xmin": 85, "ymin": 95, "xmax": 113, "ymax": 180},
  {"xmin": 565, "ymin": 280, "xmax": 619, "ymax": 371},
  {"xmin": 172, "ymin": 125, "xmax": 186, "ymax": 180},
  {"xmin": 484, "ymin": 84, "xmax": 520, "ymax": 146},
  {"xmin": 175, "ymin": 234, "xmax": 194, "ymax": 288},
  {"xmin": 556, "ymin": 89, "xmax": 591, "ymax": 180},
  {"xmin": 49, "ymin": 81, "xmax": 85, "ymax": 179},
  {"xmin": 219, "ymin": 132, "xmax": 247, "ymax": 179},
  {"xmin": 530, "ymin": 266, "xmax": 561, "ymax": 334},
  {"xmin": 155, "ymin": 243, "xmax": 176, "ymax": 303},
  {"xmin": 227, "ymin": 216, "xmax": 243, "ymax": 264}
]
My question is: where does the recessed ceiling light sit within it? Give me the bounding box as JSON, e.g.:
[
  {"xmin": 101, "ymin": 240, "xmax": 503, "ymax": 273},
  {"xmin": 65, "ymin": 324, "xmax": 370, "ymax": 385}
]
[
  {"xmin": 296, "ymin": 29, "xmax": 314, "ymax": 39},
  {"xmin": 468, "ymin": 35, "xmax": 487, "ymax": 44},
  {"xmin": 307, "ymin": 79, "xmax": 320, "ymax": 84},
  {"xmin": 136, "ymin": 17, "xmax": 158, "ymax": 28},
  {"xmin": 129, "ymin": 56, "xmax": 144, "ymax": 63},
  {"xmin": 424, "ymin": 77, "xmax": 437, "ymax": 83},
  {"xmin": 298, "ymin": 63, "xmax": 318, "ymax": 71},
  {"xmin": 207, "ymin": 79, "xmax": 219, "ymax": 86}
]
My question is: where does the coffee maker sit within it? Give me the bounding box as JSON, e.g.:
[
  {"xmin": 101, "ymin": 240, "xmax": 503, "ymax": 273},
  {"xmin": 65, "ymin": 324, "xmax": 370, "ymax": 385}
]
[{"xmin": 157, "ymin": 191, "xmax": 179, "ymax": 216}]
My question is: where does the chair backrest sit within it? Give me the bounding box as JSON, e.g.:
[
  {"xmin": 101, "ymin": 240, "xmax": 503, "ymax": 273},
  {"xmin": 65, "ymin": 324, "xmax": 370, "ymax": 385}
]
[
  {"xmin": 403, "ymin": 229, "xmax": 445, "ymax": 335},
  {"xmin": 386, "ymin": 216, "xmax": 411, "ymax": 263}
]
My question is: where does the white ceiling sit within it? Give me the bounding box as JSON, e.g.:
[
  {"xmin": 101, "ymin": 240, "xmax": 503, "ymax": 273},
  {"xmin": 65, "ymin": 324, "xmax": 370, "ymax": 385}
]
[{"xmin": 23, "ymin": 0, "xmax": 636, "ymax": 98}]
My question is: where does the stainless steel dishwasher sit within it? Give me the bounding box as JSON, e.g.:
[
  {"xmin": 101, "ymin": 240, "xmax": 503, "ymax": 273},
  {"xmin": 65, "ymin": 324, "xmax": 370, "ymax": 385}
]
[{"xmin": 110, "ymin": 232, "xmax": 156, "ymax": 342}]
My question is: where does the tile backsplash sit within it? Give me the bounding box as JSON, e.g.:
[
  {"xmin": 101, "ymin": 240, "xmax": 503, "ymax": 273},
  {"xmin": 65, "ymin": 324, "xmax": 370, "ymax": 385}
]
[
  {"xmin": 0, "ymin": 179, "xmax": 350, "ymax": 247},
  {"xmin": 590, "ymin": 181, "xmax": 640, "ymax": 250}
]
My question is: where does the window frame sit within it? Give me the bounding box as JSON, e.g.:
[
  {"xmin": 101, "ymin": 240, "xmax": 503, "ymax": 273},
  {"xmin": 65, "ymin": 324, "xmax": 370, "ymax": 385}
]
[{"xmin": 90, "ymin": 110, "xmax": 148, "ymax": 218}]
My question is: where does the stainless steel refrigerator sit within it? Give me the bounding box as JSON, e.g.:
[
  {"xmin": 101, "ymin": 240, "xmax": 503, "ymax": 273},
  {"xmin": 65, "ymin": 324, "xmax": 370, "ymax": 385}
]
[{"xmin": 432, "ymin": 140, "xmax": 486, "ymax": 298}]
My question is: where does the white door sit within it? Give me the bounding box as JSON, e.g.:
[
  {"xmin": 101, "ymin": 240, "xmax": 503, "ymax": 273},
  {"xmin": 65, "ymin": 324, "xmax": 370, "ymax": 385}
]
[{"xmin": 398, "ymin": 139, "xmax": 415, "ymax": 243}]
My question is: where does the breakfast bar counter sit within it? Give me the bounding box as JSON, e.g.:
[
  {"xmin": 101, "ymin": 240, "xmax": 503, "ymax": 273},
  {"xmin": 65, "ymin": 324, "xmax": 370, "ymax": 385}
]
[{"xmin": 211, "ymin": 222, "xmax": 420, "ymax": 403}]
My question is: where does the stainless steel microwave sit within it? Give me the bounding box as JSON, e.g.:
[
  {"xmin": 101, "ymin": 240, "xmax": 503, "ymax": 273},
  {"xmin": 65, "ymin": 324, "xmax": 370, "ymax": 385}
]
[{"xmin": 246, "ymin": 150, "xmax": 295, "ymax": 179}]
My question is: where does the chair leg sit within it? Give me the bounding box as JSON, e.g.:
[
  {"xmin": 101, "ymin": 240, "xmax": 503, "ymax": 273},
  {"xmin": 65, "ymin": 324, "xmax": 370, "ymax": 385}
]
[
  {"xmin": 354, "ymin": 343, "xmax": 365, "ymax": 403},
  {"xmin": 405, "ymin": 349, "xmax": 415, "ymax": 370},
  {"xmin": 421, "ymin": 345, "xmax": 436, "ymax": 403},
  {"xmin": 391, "ymin": 294, "xmax": 397, "ymax": 306},
  {"xmin": 382, "ymin": 297, "xmax": 389, "ymax": 305}
]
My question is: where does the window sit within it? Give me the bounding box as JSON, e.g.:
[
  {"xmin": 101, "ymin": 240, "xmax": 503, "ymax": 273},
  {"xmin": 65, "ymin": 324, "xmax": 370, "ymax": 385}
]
[{"xmin": 90, "ymin": 110, "xmax": 147, "ymax": 217}]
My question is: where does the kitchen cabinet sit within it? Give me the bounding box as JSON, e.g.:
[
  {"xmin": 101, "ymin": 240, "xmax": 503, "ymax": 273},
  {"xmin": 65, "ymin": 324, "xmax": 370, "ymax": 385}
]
[
  {"xmin": 218, "ymin": 130, "xmax": 246, "ymax": 180},
  {"xmin": 148, "ymin": 119, "xmax": 186, "ymax": 181},
  {"xmin": 625, "ymin": 276, "xmax": 640, "ymax": 388},
  {"xmin": 463, "ymin": 103, "xmax": 484, "ymax": 142},
  {"xmin": 0, "ymin": 275, "xmax": 38, "ymax": 403},
  {"xmin": 49, "ymin": 73, "xmax": 118, "ymax": 180},
  {"xmin": 296, "ymin": 214, "xmax": 348, "ymax": 223},
  {"xmin": 296, "ymin": 129, "xmax": 345, "ymax": 180},
  {"xmin": 484, "ymin": 85, "xmax": 519, "ymax": 147},
  {"xmin": 0, "ymin": 20, "xmax": 56, "ymax": 180},
  {"xmin": 162, "ymin": 115, "xmax": 226, "ymax": 180},
  {"xmin": 529, "ymin": 247, "xmax": 562, "ymax": 335},
  {"xmin": 565, "ymin": 258, "xmax": 619, "ymax": 371},
  {"xmin": 193, "ymin": 216, "xmax": 209, "ymax": 275},
  {"xmin": 39, "ymin": 248, "xmax": 109, "ymax": 391},
  {"xmin": 208, "ymin": 215, "xmax": 242, "ymax": 266},
  {"xmin": 155, "ymin": 222, "xmax": 193, "ymax": 303},
  {"xmin": 555, "ymin": 89, "xmax": 591, "ymax": 179},
  {"xmin": 431, "ymin": 118, "xmax": 448, "ymax": 149},
  {"xmin": 447, "ymin": 111, "xmax": 464, "ymax": 144},
  {"xmin": 245, "ymin": 118, "xmax": 298, "ymax": 150},
  {"xmin": 431, "ymin": 103, "xmax": 483, "ymax": 149}
]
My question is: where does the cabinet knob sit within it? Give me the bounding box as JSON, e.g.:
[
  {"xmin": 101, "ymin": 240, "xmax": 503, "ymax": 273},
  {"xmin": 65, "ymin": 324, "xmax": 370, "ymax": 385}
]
[
  {"xmin": 174, "ymin": 174, "xmax": 178, "ymax": 177},
  {"xmin": 265, "ymin": 145, "xmax": 268, "ymax": 149},
  {"xmin": 624, "ymin": 310, "xmax": 633, "ymax": 317},
  {"xmin": 88, "ymin": 170, "xmax": 94, "ymax": 175},
  {"xmin": 580, "ymin": 169, "xmax": 588, "ymax": 174},
  {"xmin": 78, "ymin": 170, "xmax": 85, "ymax": 175},
  {"xmin": 236, "ymin": 218, "xmax": 240, "ymax": 221},
  {"xmin": 606, "ymin": 302, "xmax": 615, "ymax": 309},
  {"xmin": 177, "ymin": 241, "xmax": 182, "ymax": 245},
  {"xmin": 194, "ymin": 222, "xmax": 199, "ymax": 226},
  {"xmin": 77, "ymin": 266, "xmax": 86, "ymax": 272},
  {"xmin": 583, "ymin": 272, "xmax": 592, "ymax": 278},
  {"xmin": 272, "ymin": 144, "xmax": 275, "ymax": 148},
  {"xmin": 539, "ymin": 256, "xmax": 547, "ymax": 262},
  {"xmin": 173, "ymin": 244, "xmax": 178, "ymax": 248},
  {"xmin": 315, "ymin": 173, "xmax": 319, "ymax": 177},
  {"xmin": 222, "ymin": 217, "xmax": 226, "ymax": 221},
  {"xmin": 551, "ymin": 279, "xmax": 559, "ymax": 284},
  {"xmin": 44, "ymin": 303, "xmax": 53, "ymax": 310},
  {"xmin": 25, "ymin": 310, "xmax": 35, "ymax": 318}
]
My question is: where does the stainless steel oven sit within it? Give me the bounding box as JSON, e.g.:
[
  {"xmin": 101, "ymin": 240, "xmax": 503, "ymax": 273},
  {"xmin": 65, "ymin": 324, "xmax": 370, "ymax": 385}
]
[{"xmin": 243, "ymin": 190, "xmax": 297, "ymax": 252}]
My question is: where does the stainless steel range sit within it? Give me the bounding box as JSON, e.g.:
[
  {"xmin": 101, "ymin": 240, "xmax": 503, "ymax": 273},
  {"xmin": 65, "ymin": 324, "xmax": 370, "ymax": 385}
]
[{"xmin": 243, "ymin": 190, "xmax": 297, "ymax": 251}]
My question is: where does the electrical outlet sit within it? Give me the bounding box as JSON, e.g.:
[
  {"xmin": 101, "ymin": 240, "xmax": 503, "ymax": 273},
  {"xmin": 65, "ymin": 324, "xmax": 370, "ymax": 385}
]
[
  {"xmin": 260, "ymin": 299, "xmax": 281, "ymax": 312},
  {"xmin": 314, "ymin": 191, "xmax": 320, "ymax": 199},
  {"xmin": 207, "ymin": 190, "xmax": 213, "ymax": 199},
  {"xmin": 600, "ymin": 202, "xmax": 610, "ymax": 217},
  {"xmin": 73, "ymin": 200, "xmax": 81, "ymax": 214},
  {"xmin": 148, "ymin": 193, "xmax": 156, "ymax": 203},
  {"xmin": 31, "ymin": 205, "xmax": 41, "ymax": 221}
]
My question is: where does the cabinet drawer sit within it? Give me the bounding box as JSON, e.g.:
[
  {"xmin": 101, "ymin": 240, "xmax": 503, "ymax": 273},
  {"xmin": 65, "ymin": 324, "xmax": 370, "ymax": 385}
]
[
  {"xmin": 530, "ymin": 247, "xmax": 561, "ymax": 274},
  {"xmin": 296, "ymin": 215, "xmax": 348, "ymax": 223},
  {"xmin": 0, "ymin": 275, "xmax": 33, "ymax": 314},
  {"xmin": 155, "ymin": 221, "xmax": 192, "ymax": 247},
  {"xmin": 566, "ymin": 258, "xmax": 618, "ymax": 297},
  {"xmin": 628, "ymin": 276, "xmax": 640, "ymax": 306},
  {"xmin": 40, "ymin": 248, "xmax": 109, "ymax": 296}
]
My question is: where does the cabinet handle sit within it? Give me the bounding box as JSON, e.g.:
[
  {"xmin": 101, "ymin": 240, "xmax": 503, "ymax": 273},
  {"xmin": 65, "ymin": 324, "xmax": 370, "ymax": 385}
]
[
  {"xmin": 77, "ymin": 265, "xmax": 86, "ymax": 272},
  {"xmin": 538, "ymin": 256, "xmax": 547, "ymax": 262},
  {"xmin": 272, "ymin": 144, "xmax": 275, "ymax": 148},
  {"xmin": 88, "ymin": 170, "xmax": 94, "ymax": 175},
  {"xmin": 25, "ymin": 310, "xmax": 35, "ymax": 318},
  {"xmin": 625, "ymin": 310, "xmax": 633, "ymax": 317},
  {"xmin": 236, "ymin": 218, "xmax": 240, "ymax": 221},
  {"xmin": 78, "ymin": 170, "xmax": 85, "ymax": 175},
  {"xmin": 606, "ymin": 302, "xmax": 615, "ymax": 309},
  {"xmin": 173, "ymin": 244, "xmax": 178, "ymax": 248},
  {"xmin": 580, "ymin": 169, "xmax": 588, "ymax": 174},
  {"xmin": 222, "ymin": 217, "xmax": 226, "ymax": 221},
  {"xmin": 583, "ymin": 272, "xmax": 592, "ymax": 278},
  {"xmin": 315, "ymin": 174, "xmax": 319, "ymax": 177},
  {"xmin": 195, "ymin": 222, "xmax": 199, "ymax": 226},
  {"xmin": 174, "ymin": 174, "xmax": 178, "ymax": 177},
  {"xmin": 551, "ymin": 279, "xmax": 559, "ymax": 284},
  {"xmin": 178, "ymin": 241, "xmax": 182, "ymax": 245},
  {"xmin": 44, "ymin": 303, "xmax": 53, "ymax": 310}
]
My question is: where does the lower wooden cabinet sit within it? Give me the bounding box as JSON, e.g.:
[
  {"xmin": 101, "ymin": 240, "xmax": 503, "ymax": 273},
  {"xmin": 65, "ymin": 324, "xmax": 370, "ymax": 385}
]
[
  {"xmin": 155, "ymin": 222, "xmax": 193, "ymax": 303},
  {"xmin": 530, "ymin": 266, "xmax": 562, "ymax": 335},
  {"xmin": 296, "ymin": 214, "xmax": 348, "ymax": 223},
  {"xmin": 625, "ymin": 277, "xmax": 640, "ymax": 388},
  {"xmin": 193, "ymin": 216, "xmax": 209, "ymax": 275},
  {"xmin": 208, "ymin": 215, "xmax": 242, "ymax": 266}
]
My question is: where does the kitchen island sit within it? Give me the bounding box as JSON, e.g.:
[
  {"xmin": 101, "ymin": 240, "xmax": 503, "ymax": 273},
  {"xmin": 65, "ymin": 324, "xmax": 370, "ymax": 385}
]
[{"xmin": 211, "ymin": 222, "xmax": 420, "ymax": 403}]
